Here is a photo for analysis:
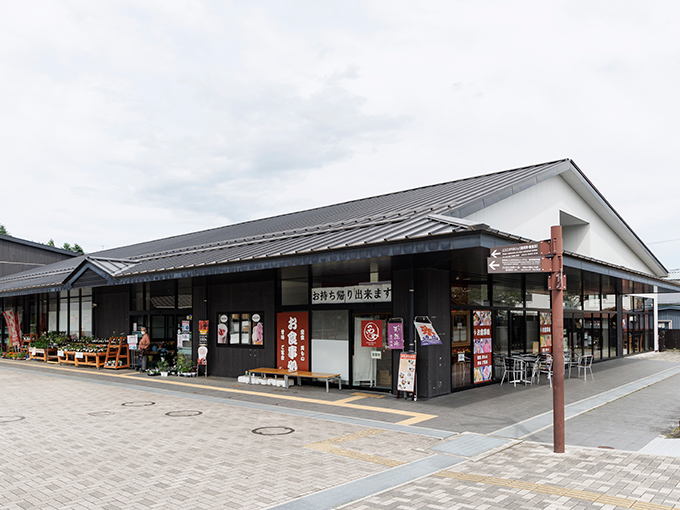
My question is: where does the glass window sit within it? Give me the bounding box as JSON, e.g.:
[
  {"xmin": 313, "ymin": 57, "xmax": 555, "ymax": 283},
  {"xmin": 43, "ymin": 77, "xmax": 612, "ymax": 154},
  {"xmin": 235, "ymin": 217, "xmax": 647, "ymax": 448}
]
[
  {"xmin": 601, "ymin": 276, "xmax": 616, "ymax": 311},
  {"xmin": 281, "ymin": 266, "xmax": 309, "ymax": 306},
  {"xmin": 149, "ymin": 280, "xmax": 175, "ymax": 310},
  {"xmin": 493, "ymin": 275, "xmax": 523, "ymax": 308},
  {"xmin": 583, "ymin": 272, "xmax": 600, "ymax": 311},
  {"xmin": 81, "ymin": 295, "xmax": 93, "ymax": 337},
  {"xmin": 510, "ymin": 310, "xmax": 525, "ymax": 354},
  {"xmin": 217, "ymin": 312, "xmax": 264, "ymax": 347},
  {"xmin": 131, "ymin": 283, "xmax": 146, "ymax": 311},
  {"xmin": 526, "ymin": 311, "xmax": 539, "ymax": 353},
  {"xmin": 48, "ymin": 293, "xmax": 58, "ymax": 332},
  {"xmin": 311, "ymin": 310, "xmax": 349, "ymax": 381},
  {"xmin": 494, "ymin": 310, "xmax": 509, "ymax": 379},
  {"xmin": 59, "ymin": 295, "xmax": 68, "ymax": 335},
  {"xmin": 69, "ymin": 293, "xmax": 80, "ymax": 338},
  {"xmin": 525, "ymin": 274, "xmax": 550, "ymax": 309},
  {"xmin": 178, "ymin": 278, "xmax": 192, "ymax": 309},
  {"xmin": 451, "ymin": 278, "xmax": 489, "ymax": 307},
  {"xmin": 564, "ymin": 267, "xmax": 582, "ymax": 310}
]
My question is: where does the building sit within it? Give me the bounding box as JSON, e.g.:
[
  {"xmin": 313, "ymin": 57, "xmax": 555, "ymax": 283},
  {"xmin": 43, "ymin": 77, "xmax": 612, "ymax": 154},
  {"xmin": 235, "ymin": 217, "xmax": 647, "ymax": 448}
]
[
  {"xmin": 0, "ymin": 235, "xmax": 77, "ymax": 349},
  {"xmin": 0, "ymin": 234, "xmax": 77, "ymax": 278},
  {"xmin": 1, "ymin": 159, "xmax": 677, "ymax": 398}
]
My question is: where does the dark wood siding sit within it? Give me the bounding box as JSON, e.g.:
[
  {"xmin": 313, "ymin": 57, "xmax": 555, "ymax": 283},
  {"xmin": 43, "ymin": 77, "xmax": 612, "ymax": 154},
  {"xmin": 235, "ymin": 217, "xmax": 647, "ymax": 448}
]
[
  {"xmin": 94, "ymin": 285, "xmax": 130, "ymax": 338},
  {"xmin": 414, "ymin": 267, "xmax": 452, "ymax": 399},
  {"xmin": 0, "ymin": 238, "xmax": 76, "ymax": 278},
  {"xmin": 199, "ymin": 273, "xmax": 277, "ymax": 377}
]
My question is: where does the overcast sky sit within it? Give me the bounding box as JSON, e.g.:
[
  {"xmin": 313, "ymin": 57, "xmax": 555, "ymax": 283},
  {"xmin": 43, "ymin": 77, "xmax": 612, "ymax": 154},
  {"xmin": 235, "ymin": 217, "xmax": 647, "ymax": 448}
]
[{"xmin": 2, "ymin": 1, "xmax": 680, "ymax": 269}]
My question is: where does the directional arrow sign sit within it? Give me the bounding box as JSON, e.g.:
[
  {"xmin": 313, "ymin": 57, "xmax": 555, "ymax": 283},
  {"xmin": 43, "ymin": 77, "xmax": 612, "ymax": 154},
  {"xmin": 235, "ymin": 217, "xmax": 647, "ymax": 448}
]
[
  {"xmin": 487, "ymin": 256, "xmax": 552, "ymax": 274},
  {"xmin": 489, "ymin": 241, "xmax": 549, "ymax": 259}
]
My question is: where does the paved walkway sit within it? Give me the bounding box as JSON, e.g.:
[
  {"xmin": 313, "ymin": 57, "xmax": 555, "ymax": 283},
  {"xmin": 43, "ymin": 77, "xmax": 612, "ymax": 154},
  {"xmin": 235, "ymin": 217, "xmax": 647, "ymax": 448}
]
[{"xmin": 1, "ymin": 352, "xmax": 680, "ymax": 509}]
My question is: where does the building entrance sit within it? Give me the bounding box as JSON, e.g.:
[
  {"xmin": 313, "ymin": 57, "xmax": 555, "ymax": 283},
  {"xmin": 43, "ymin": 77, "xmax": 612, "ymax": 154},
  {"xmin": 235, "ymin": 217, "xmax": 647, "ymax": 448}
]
[{"xmin": 352, "ymin": 314, "xmax": 392, "ymax": 389}]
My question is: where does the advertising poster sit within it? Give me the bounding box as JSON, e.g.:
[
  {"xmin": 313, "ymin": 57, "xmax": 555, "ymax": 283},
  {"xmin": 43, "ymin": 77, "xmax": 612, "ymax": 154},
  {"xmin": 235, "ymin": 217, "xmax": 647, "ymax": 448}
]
[
  {"xmin": 387, "ymin": 319, "xmax": 404, "ymax": 349},
  {"xmin": 472, "ymin": 310, "xmax": 492, "ymax": 384},
  {"xmin": 540, "ymin": 312, "xmax": 552, "ymax": 354},
  {"xmin": 396, "ymin": 352, "xmax": 416, "ymax": 392},
  {"xmin": 414, "ymin": 318, "xmax": 442, "ymax": 346},
  {"xmin": 251, "ymin": 314, "xmax": 264, "ymax": 346},
  {"xmin": 2, "ymin": 310, "xmax": 22, "ymax": 347},
  {"xmin": 217, "ymin": 314, "xmax": 228, "ymax": 344},
  {"xmin": 198, "ymin": 320, "xmax": 208, "ymax": 345},
  {"xmin": 361, "ymin": 319, "xmax": 383, "ymax": 348},
  {"xmin": 276, "ymin": 312, "xmax": 309, "ymax": 372}
]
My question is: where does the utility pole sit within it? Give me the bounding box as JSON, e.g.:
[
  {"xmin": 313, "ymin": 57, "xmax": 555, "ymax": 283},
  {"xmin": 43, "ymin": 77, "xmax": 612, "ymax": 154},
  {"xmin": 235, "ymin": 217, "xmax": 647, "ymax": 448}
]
[{"xmin": 547, "ymin": 225, "xmax": 566, "ymax": 453}]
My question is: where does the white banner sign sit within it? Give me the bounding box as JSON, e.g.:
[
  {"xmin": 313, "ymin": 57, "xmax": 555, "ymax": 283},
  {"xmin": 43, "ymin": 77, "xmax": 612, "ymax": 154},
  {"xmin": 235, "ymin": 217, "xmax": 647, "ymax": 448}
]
[{"xmin": 312, "ymin": 282, "xmax": 392, "ymax": 305}]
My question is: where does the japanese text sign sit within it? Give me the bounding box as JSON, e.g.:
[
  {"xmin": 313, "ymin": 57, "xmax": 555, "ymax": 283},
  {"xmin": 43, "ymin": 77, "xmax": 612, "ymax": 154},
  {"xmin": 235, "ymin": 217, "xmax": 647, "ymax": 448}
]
[
  {"xmin": 388, "ymin": 320, "xmax": 404, "ymax": 349},
  {"xmin": 276, "ymin": 312, "xmax": 309, "ymax": 372},
  {"xmin": 472, "ymin": 310, "xmax": 493, "ymax": 383},
  {"xmin": 361, "ymin": 320, "xmax": 383, "ymax": 348},
  {"xmin": 312, "ymin": 282, "xmax": 392, "ymax": 305},
  {"xmin": 414, "ymin": 319, "xmax": 442, "ymax": 346}
]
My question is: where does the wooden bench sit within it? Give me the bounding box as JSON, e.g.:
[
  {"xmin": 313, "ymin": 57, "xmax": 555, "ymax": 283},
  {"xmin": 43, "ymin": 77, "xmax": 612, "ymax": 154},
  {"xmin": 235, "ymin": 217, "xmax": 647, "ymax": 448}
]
[{"xmin": 247, "ymin": 367, "xmax": 342, "ymax": 392}]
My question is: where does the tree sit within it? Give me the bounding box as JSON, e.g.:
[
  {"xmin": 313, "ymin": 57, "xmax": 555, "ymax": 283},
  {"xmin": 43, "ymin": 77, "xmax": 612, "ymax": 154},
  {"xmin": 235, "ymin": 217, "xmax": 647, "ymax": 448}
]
[
  {"xmin": 61, "ymin": 242, "xmax": 85, "ymax": 254},
  {"xmin": 47, "ymin": 239, "xmax": 55, "ymax": 247},
  {"xmin": 0, "ymin": 224, "xmax": 10, "ymax": 236}
]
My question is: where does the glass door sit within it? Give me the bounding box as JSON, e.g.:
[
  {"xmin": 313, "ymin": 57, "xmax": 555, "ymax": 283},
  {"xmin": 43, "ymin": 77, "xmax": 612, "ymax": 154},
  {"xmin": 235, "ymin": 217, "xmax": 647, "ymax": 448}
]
[
  {"xmin": 451, "ymin": 310, "xmax": 471, "ymax": 388},
  {"xmin": 352, "ymin": 314, "xmax": 392, "ymax": 389}
]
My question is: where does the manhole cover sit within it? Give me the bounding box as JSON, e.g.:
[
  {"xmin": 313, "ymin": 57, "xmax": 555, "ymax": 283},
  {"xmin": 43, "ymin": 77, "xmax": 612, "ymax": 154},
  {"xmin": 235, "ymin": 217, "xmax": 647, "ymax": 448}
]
[
  {"xmin": 252, "ymin": 427, "xmax": 295, "ymax": 436},
  {"xmin": 121, "ymin": 402, "xmax": 155, "ymax": 407},
  {"xmin": 0, "ymin": 416, "xmax": 25, "ymax": 423},
  {"xmin": 88, "ymin": 411, "xmax": 114, "ymax": 416},
  {"xmin": 165, "ymin": 410, "xmax": 203, "ymax": 417}
]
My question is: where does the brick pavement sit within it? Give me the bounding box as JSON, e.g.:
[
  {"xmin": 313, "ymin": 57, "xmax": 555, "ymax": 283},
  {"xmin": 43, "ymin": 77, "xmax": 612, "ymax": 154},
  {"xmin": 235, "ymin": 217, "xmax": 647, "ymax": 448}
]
[{"xmin": 2, "ymin": 354, "xmax": 680, "ymax": 509}]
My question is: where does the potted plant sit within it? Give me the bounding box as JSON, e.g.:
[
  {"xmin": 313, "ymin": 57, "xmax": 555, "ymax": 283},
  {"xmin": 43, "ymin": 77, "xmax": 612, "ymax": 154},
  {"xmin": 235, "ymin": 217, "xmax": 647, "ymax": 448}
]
[
  {"xmin": 175, "ymin": 353, "xmax": 196, "ymax": 377},
  {"xmin": 157, "ymin": 360, "xmax": 170, "ymax": 377}
]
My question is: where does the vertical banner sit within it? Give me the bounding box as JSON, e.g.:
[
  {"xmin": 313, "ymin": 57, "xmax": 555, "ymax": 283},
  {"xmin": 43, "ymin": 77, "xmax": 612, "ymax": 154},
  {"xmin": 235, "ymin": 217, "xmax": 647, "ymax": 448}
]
[
  {"xmin": 413, "ymin": 317, "xmax": 442, "ymax": 346},
  {"xmin": 198, "ymin": 320, "xmax": 209, "ymax": 345},
  {"xmin": 361, "ymin": 319, "xmax": 383, "ymax": 348},
  {"xmin": 276, "ymin": 312, "xmax": 309, "ymax": 372},
  {"xmin": 472, "ymin": 310, "xmax": 493, "ymax": 383},
  {"xmin": 540, "ymin": 312, "xmax": 552, "ymax": 354},
  {"xmin": 396, "ymin": 352, "xmax": 416, "ymax": 392},
  {"xmin": 387, "ymin": 319, "xmax": 404, "ymax": 349},
  {"xmin": 2, "ymin": 310, "xmax": 22, "ymax": 348}
]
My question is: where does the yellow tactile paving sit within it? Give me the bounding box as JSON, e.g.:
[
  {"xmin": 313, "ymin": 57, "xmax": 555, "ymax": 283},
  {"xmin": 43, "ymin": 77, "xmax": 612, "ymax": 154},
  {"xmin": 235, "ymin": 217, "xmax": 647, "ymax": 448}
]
[
  {"xmin": 435, "ymin": 470, "xmax": 675, "ymax": 510},
  {"xmin": 1, "ymin": 360, "xmax": 438, "ymax": 425},
  {"xmin": 302, "ymin": 428, "xmax": 677, "ymax": 510},
  {"xmin": 304, "ymin": 429, "xmax": 404, "ymax": 467}
]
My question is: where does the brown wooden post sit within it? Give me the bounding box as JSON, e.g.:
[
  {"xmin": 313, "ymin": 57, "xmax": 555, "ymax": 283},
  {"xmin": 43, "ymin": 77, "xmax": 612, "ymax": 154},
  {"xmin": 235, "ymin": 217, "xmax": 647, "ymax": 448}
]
[{"xmin": 549, "ymin": 225, "xmax": 565, "ymax": 453}]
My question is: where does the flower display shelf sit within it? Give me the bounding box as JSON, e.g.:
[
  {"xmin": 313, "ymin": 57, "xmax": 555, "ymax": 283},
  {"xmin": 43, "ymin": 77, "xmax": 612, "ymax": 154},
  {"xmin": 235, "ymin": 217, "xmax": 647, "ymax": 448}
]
[
  {"xmin": 57, "ymin": 349, "xmax": 108, "ymax": 369},
  {"xmin": 103, "ymin": 337, "xmax": 130, "ymax": 370},
  {"xmin": 29, "ymin": 347, "xmax": 59, "ymax": 363}
]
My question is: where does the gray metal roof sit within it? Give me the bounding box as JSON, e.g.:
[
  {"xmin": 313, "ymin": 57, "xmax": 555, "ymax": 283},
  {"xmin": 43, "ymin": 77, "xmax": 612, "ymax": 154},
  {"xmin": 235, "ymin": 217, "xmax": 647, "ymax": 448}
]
[{"xmin": 0, "ymin": 159, "xmax": 667, "ymax": 296}]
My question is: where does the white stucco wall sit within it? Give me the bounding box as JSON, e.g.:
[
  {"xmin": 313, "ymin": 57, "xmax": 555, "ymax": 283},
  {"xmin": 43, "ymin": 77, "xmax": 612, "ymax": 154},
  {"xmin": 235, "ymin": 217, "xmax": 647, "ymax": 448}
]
[{"xmin": 463, "ymin": 175, "xmax": 655, "ymax": 274}]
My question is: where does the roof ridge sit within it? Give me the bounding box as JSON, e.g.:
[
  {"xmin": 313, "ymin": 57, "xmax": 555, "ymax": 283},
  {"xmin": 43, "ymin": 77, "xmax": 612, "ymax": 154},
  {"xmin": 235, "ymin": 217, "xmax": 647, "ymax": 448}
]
[{"xmin": 90, "ymin": 159, "xmax": 569, "ymax": 258}]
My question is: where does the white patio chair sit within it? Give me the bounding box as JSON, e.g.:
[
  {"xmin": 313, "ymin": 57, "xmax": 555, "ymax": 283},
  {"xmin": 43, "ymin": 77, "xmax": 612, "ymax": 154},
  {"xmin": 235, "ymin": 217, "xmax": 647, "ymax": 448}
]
[
  {"xmin": 577, "ymin": 354, "xmax": 594, "ymax": 381},
  {"xmin": 564, "ymin": 351, "xmax": 578, "ymax": 378},
  {"xmin": 539, "ymin": 354, "xmax": 553, "ymax": 388},
  {"xmin": 529, "ymin": 356, "xmax": 541, "ymax": 385},
  {"xmin": 500, "ymin": 357, "xmax": 524, "ymax": 387}
]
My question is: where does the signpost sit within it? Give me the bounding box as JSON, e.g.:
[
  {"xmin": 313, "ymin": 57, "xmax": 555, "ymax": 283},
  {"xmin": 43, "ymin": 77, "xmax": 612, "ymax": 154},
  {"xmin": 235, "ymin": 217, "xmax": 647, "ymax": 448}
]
[{"xmin": 488, "ymin": 228, "xmax": 566, "ymax": 453}]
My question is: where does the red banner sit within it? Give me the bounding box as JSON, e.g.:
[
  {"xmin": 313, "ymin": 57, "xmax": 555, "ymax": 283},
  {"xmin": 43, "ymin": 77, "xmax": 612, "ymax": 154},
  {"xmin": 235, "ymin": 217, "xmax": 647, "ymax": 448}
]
[
  {"xmin": 2, "ymin": 310, "xmax": 22, "ymax": 348},
  {"xmin": 276, "ymin": 312, "xmax": 309, "ymax": 372},
  {"xmin": 361, "ymin": 320, "xmax": 383, "ymax": 348}
]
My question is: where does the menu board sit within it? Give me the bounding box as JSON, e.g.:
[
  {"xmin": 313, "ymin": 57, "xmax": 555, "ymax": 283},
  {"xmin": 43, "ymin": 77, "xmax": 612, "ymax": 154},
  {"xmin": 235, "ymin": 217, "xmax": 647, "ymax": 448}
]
[
  {"xmin": 396, "ymin": 353, "xmax": 416, "ymax": 392},
  {"xmin": 472, "ymin": 310, "xmax": 492, "ymax": 384}
]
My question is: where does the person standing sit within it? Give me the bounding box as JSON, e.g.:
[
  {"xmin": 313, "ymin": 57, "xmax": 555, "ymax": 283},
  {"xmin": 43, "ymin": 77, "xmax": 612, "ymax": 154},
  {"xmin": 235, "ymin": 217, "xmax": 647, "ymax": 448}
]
[{"xmin": 138, "ymin": 326, "xmax": 151, "ymax": 371}]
